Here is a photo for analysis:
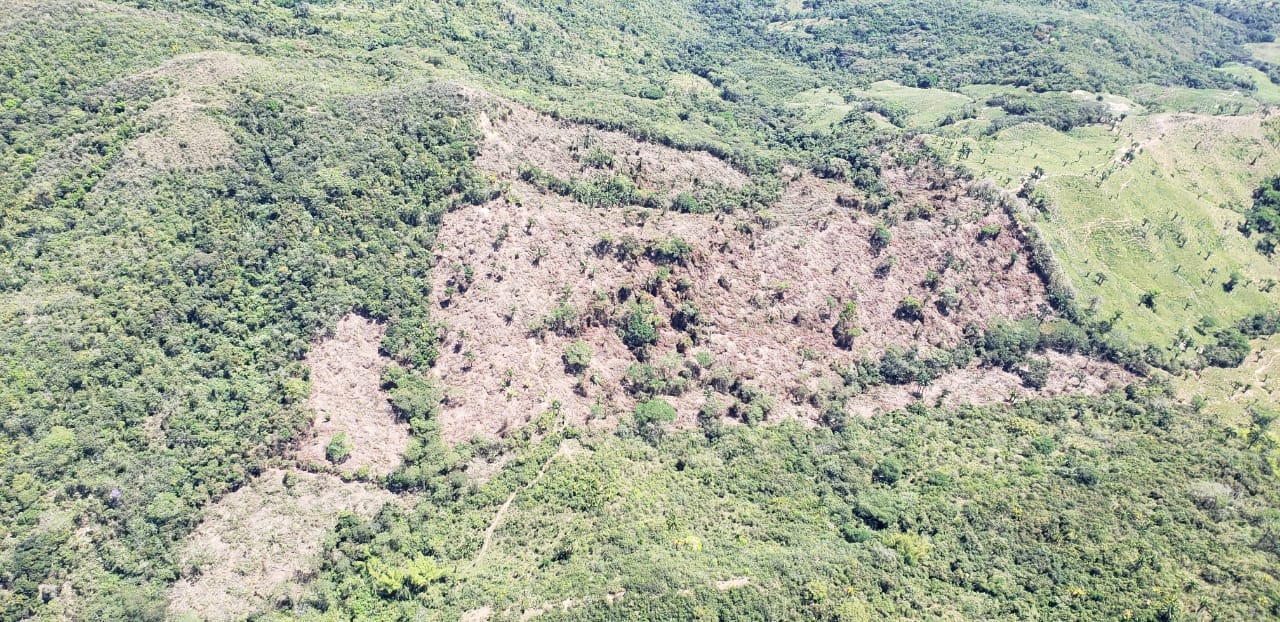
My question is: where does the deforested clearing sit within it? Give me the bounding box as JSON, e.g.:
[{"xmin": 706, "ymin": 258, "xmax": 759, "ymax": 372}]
[
  {"xmin": 297, "ymin": 313, "xmax": 409, "ymax": 476},
  {"xmin": 166, "ymin": 469, "xmax": 393, "ymax": 622},
  {"xmin": 428, "ymin": 123, "xmax": 1130, "ymax": 442}
]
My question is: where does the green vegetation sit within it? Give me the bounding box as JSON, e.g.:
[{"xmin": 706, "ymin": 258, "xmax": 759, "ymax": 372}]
[
  {"xmin": 1243, "ymin": 175, "xmax": 1280, "ymax": 255},
  {"xmin": 3, "ymin": 0, "xmax": 1280, "ymax": 619},
  {"xmin": 618, "ymin": 300, "xmax": 661, "ymax": 356},
  {"xmin": 325, "ymin": 433, "xmax": 353, "ymax": 464},
  {"xmin": 562, "ymin": 340, "xmax": 594, "ymax": 375},
  {"xmin": 302, "ymin": 382, "xmax": 1280, "ymax": 620}
]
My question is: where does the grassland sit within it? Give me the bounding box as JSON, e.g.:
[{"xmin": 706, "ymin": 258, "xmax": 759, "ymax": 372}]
[
  {"xmin": 1178, "ymin": 334, "xmax": 1280, "ymax": 435},
  {"xmin": 932, "ymin": 106, "xmax": 1280, "ymax": 351}
]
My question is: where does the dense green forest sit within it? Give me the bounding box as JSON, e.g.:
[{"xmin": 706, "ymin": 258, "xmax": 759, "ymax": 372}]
[{"xmin": 2, "ymin": 0, "xmax": 1280, "ymax": 620}]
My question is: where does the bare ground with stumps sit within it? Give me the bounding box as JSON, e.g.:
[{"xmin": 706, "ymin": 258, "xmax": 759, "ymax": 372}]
[
  {"xmin": 297, "ymin": 313, "xmax": 409, "ymax": 476},
  {"xmin": 472, "ymin": 95, "xmax": 748, "ymax": 198},
  {"xmin": 166, "ymin": 469, "xmax": 393, "ymax": 622},
  {"xmin": 429, "ymin": 127, "xmax": 1131, "ymax": 442}
]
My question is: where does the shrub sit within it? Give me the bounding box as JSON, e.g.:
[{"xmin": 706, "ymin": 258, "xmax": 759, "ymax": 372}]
[
  {"xmin": 895, "ymin": 296, "xmax": 924, "ymax": 322},
  {"xmin": 530, "ymin": 302, "xmax": 581, "ymax": 337},
  {"xmin": 562, "ymin": 340, "xmax": 593, "ymax": 374},
  {"xmin": 937, "ymin": 288, "xmax": 962, "ymax": 315},
  {"xmin": 646, "ymin": 237, "xmax": 693, "ymax": 265},
  {"xmin": 873, "ymin": 458, "xmax": 904, "ymax": 484},
  {"xmin": 671, "ymin": 303, "xmax": 702, "ymax": 335},
  {"xmin": 978, "ymin": 224, "xmax": 1002, "ymax": 241},
  {"xmin": 326, "ymin": 433, "xmax": 353, "ymax": 464},
  {"xmin": 832, "ymin": 302, "xmax": 862, "ymax": 348},
  {"xmin": 1204, "ymin": 328, "xmax": 1250, "ymax": 368},
  {"xmin": 615, "ymin": 235, "xmax": 643, "ymax": 262},
  {"xmin": 1018, "ymin": 355, "xmax": 1052, "ymax": 389},
  {"xmin": 633, "ymin": 398, "xmax": 676, "ymax": 441},
  {"xmin": 619, "ymin": 302, "xmax": 659, "ymax": 350},
  {"xmin": 1139, "ymin": 289, "xmax": 1160, "ymax": 310},
  {"xmin": 979, "ymin": 318, "xmax": 1040, "ymax": 370},
  {"xmin": 672, "ymin": 192, "xmax": 704, "ymax": 213},
  {"xmin": 870, "ymin": 223, "xmax": 893, "ymax": 251}
]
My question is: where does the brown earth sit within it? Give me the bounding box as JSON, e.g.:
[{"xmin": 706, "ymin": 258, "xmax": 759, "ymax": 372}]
[
  {"xmin": 472, "ymin": 95, "xmax": 748, "ymax": 198},
  {"xmin": 429, "ymin": 126, "xmax": 1131, "ymax": 442},
  {"xmin": 166, "ymin": 469, "xmax": 394, "ymax": 622},
  {"xmin": 297, "ymin": 313, "xmax": 409, "ymax": 476}
]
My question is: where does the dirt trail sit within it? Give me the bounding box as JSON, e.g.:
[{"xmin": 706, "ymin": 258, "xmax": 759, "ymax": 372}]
[{"xmin": 474, "ymin": 440, "xmax": 574, "ymax": 563}]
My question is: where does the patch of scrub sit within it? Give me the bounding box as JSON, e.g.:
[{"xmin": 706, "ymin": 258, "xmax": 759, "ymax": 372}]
[
  {"xmin": 166, "ymin": 469, "xmax": 393, "ymax": 621},
  {"xmin": 297, "ymin": 313, "xmax": 409, "ymax": 476},
  {"xmin": 106, "ymin": 52, "xmax": 254, "ymax": 183}
]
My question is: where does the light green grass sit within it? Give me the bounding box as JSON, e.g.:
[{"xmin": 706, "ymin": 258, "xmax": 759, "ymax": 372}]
[
  {"xmin": 1246, "ymin": 42, "xmax": 1280, "ymax": 65},
  {"xmin": 853, "ymin": 80, "xmax": 974, "ymax": 127},
  {"xmin": 934, "ymin": 115, "xmax": 1280, "ymax": 346},
  {"xmin": 1177, "ymin": 334, "xmax": 1280, "ymax": 435},
  {"xmin": 1216, "ymin": 63, "xmax": 1280, "ymax": 105},
  {"xmin": 1129, "ymin": 83, "xmax": 1262, "ymax": 115},
  {"xmin": 786, "ymin": 87, "xmax": 855, "ymax": 132}
]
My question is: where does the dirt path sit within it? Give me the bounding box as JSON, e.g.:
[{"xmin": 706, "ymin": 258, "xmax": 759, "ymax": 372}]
[{"xmin": 473, "ymin": 441, "xmax": 567, "ymax": 563}]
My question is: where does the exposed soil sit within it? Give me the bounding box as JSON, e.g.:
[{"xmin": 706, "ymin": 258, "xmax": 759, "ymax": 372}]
[
  {"xmin": 167, "ymin": 469, "xmax": 393, "ymax": 622},
  {"xmin": 473, "ymin": 95, "xmax": 748, "ymax": 198},
  {"xmin": 429, "ymin": 131, "xmax": 1131, "ymax": 442},
  {"xmin": 297, "ymin": 313, "xmax": 409, "ymax": 476}
]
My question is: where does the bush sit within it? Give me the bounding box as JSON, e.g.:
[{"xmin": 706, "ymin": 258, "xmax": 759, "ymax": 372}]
[
  {"xmin": 1204, "ymin": 328, "xmax": 1250, "ymax": 368},
  {"xmin": 832, "ymin": 302, "xmax": 862, "ymax": 349},
  {"xmin": 870, "ymin": 223, "xmax": 893, "ymax": 251},
  {"xmin": 618, "ymin": 301, "xmax": 660, "ymax": 355},
  {"xmin": 1018, "ymin": 356, "xmax": 1052, "ymax": 389},
  {"xmin": 671, "ymin": 303, "xmax": 702, "ymax": 335},
  {"xmin": 979, "ymin": 318, "xmax": 1040, "ymax": 370},
  {"xmin": 672, "ymin": 192, "xmax": 705, "ymax": 213},
  {"xmin": 646, "ymin": 237, "xmax": 693, "ymax": 265},
  {"xmin": 633, "ymin": 398, "xmax": 676, "ymax": 441},
  {"xmin": 326, "ymin": 433, "xmax": 353, "ymax": 464},
  {"xmin": 895, "ymin": 296, "xmax": 924, "ymax": 322},
  {"xmin": 873, "ymin": 458, "xmax": 904, "ymax": 484},
  {"xmin": 562, "ymin": 340, "xmax": 593, "ymax": 374}
]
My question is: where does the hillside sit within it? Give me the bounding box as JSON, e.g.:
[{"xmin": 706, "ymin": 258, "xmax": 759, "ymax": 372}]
[{"xmin": 2, "ymin": 1, "xmax": 1279, "ymax": 621}]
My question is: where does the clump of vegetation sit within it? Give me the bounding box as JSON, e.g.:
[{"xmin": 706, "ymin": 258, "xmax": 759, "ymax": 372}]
[
  {"xmin": 618, "ymin": 300, "xmax": 660, "ymax": 356},
  {"xmin": 562, "ymin": 340, "xmax": 593, "ymax": 374},
  {"xmin": 832, "ymin": 302, "xmax": 863, "ymax": 348},
  {"xmin": 672, "ymin": 192, "xmax": 706, "ymax": 214},
  {"xmin": 646, "ymin": 237, "xmax": 694, "ymax": 265},
  {"xmin": 671, "ymin": 302, "xmax": 703, "ymax": 338},
  {"xmin": 326, "ymin": 433, "xmax": 353, "ymax": 464},
  {"xmin": 895, "ymin": 296, "xmax": 925, "ymax": 322},
  {"xmin": 977, "ymin": 318, "xmax": 1041, "ymax": 370},
  {"xmin": 1241, "ymin": 176, "xmax": 1280, "ymax": 256},
  {"xmin": 529, "ymin": 302, "xmax": 581, "ymax": 337},
  {"xmin": 633, "ymin": 398, "xmax": 676, "ymax": 441},
  {"xmin": 870, "ymin": 222, "xmax": 893, "ymax": 252}
]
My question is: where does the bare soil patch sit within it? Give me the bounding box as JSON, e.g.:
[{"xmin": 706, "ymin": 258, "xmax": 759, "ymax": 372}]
[
  {"xmin": 472, "ymin": 96, "xmax": 747, "ymax": 198},
  {"xmin": 167, "ymin": 469, "xmax": 393, "ymax": 621},
  {"xmin": 297, "ymin": 313, "xmax": 409, "ymax": 476},
  {"xmin": 429, "ymin": 145, "xmax": 1130, "ymax": 441}
]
